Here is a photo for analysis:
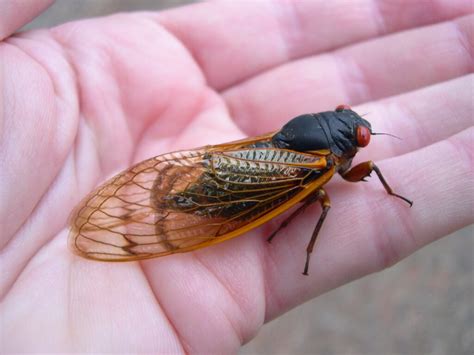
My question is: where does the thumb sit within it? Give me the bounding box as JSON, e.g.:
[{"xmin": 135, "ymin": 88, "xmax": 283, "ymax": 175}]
[{"xmin": 0, "ymin": 0, "xmax": 54, "ymax": 40}]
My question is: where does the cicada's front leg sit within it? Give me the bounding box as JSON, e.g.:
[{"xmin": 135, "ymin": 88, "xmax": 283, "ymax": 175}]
[{"xmin": 341, "ymin": 161, "xmax": 413, "ymax": 206}]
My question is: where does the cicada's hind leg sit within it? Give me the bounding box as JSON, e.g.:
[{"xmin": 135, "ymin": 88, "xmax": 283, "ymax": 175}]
[
  {"xmin": 266, "ymin": 188, "xmax": 331, "ymax": 276},
  {"xmin": 341, "ymin": 161, "xmax": 413, "ymax": 206}
]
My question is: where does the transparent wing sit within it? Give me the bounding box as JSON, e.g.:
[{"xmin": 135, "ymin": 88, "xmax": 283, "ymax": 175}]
[{"xmin": 68, "ymin": 145, "xmax": 331, "ymax": 261}]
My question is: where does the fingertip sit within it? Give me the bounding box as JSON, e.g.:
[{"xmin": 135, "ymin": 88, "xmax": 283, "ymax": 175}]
[{"xmin": 0, "ymin": 0, "xmax": 54, "ymax": 40}]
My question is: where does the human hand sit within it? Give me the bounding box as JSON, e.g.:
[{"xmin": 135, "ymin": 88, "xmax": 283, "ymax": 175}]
[{"xmin": 1, "ymin": 1, "xmax": 472, "ymax": 353}]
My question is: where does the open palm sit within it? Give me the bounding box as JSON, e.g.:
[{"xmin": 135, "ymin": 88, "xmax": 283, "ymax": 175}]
[{"xmin": 1, "ymin": 1, "xmax": 472, "ymax": 353}]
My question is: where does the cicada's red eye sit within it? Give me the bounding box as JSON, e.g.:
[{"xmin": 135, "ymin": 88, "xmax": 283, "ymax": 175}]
[
  {"xmin": 335, "ymin": 104, "xmax": 351, "ymax": 112},
  {"xmin": 356, "ymin": 126, "xmax": 371, "ymax": 147}
]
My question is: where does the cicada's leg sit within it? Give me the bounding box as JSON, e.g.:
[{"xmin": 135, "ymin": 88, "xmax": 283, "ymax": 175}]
[
  {"xmin": 267, "ymin": 191, "xmax": 322, "ymax": 243},
  {"xmin": 303, "ymin": 188, "xmax": 331, "ymax": 275},
  {"xmin": 341, "ymin": 161, "xmax": 413, "ymax": 207},
  {"xmin": 266, "ymin": 188, "xmax": 331, "ymax": 275}
]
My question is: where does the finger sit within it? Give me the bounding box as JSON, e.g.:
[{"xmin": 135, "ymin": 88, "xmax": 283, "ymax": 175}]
[
  {"xmin": 224, "ymin": 15, "xmax": 473, "ymax": 134},
  {"xmin": 356, "ymin": 75, "xmax": 473, "ymax": 163},
  {"xmin": 227, "ymin": 73, "xmax": 472, "ymax": 165},
  {"xmin": 156, "ymin": 0, "xmax": 473, "ymax": 89},
  {"xmin": 0, "ymin": 0, "xmax": 54, "ymax": 40},
  {"xmin": 261, "ymin": 127, "xmax": 473, "ymax": 319}
]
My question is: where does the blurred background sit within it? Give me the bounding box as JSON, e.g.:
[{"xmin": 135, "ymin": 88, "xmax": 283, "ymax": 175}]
[{"xmin": 24, "ymin": 1, "xmax": 473, "ymax": 354}]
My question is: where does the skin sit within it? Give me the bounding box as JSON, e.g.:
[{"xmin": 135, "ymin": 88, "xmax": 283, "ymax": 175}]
[{"xmin": 0, "ymin": 0, "xmax": 473, "ymax": 353}]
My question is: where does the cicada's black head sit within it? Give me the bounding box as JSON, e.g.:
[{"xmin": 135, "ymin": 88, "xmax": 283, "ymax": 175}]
[{"xmin": 272, "ymin": 104, "xmax": 372, "ymax": 158}]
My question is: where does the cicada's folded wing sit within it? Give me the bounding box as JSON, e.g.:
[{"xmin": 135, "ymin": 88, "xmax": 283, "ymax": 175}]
[{"xmin": 68, "ymin": 143, "xmax": 333, "ymax": 261}]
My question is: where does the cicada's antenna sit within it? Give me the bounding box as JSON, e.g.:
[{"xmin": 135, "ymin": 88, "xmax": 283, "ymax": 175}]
[
  {"xmin": 359, "ymin": 111, "xmax": 402, "ymax": 140},
  {"xmin": 370, "ymin": 131, "xmax": 402, "ymax": 140}
]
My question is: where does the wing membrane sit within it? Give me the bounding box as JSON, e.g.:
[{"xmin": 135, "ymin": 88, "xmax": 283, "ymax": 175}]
[{"xmin": 68, "ymin": 145, "xmax": 333, "ymax": 261}]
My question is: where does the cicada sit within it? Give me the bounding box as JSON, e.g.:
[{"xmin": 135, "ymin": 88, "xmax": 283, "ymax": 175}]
[{"xmin": 68, "ymin": 105, "xmax": 412, "ymax": 275}]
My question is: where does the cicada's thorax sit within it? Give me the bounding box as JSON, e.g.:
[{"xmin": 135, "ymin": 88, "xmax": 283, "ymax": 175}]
[{"xmin": 271, "ymin": 108, "xmax": 371, "ymax": 177}]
